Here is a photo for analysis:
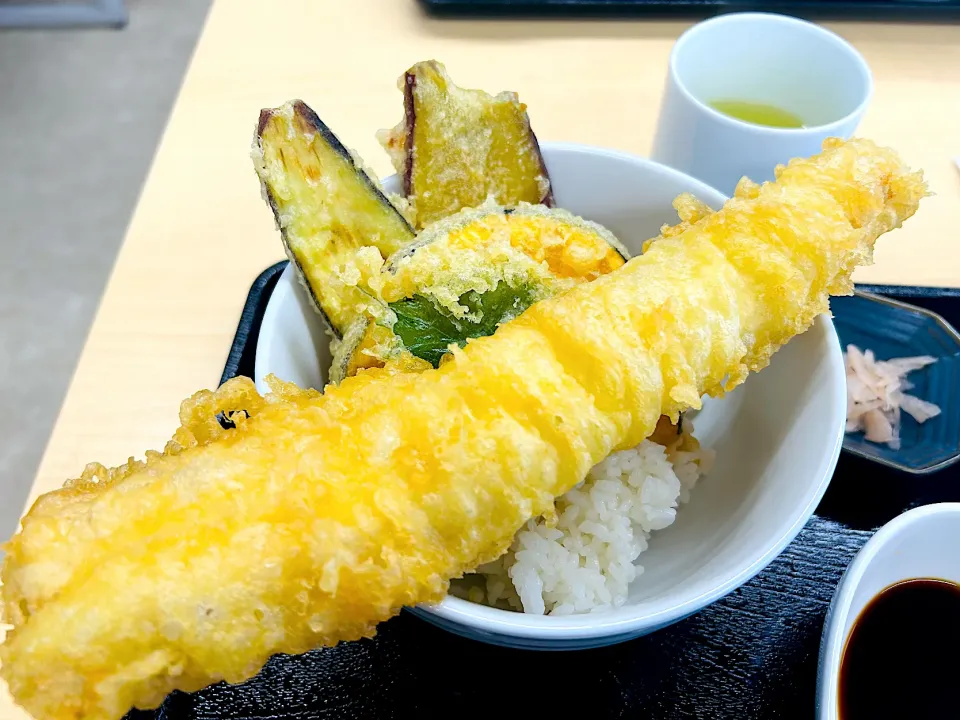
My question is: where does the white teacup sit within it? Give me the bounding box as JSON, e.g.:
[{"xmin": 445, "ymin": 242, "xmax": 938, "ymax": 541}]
[{"xmin": 651, "ymin": 12, "xmax": 873, "ymax": 196}]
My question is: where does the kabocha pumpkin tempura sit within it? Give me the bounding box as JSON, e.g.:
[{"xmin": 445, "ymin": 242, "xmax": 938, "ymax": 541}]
[{"xmin": 0, "ymin": 138, "xmax": 925, "ymax": 720}]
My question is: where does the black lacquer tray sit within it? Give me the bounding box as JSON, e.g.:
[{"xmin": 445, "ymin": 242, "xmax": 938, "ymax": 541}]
[
  {"xmin": 418, "ymin": 0, "xmax": 960, "ymax": 22},
  {"xmin": 138, "ymin": 262, "xmax": 960, "ymax": 720}
]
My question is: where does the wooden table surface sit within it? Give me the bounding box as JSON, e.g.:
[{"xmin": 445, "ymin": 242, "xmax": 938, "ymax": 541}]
[{"xmin": 2, "ymin": 0, "xmax": 960, "ymax": 716}]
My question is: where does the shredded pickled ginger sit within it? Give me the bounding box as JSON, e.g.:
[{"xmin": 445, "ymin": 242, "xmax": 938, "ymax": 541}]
[{"xmin": 844, "ymin": 344, "xmax": 941, "ymax": 449}]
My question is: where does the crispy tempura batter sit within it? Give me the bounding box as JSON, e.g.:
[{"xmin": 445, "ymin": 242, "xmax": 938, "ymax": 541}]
[{"xmin": 1, "ymin": 139, "xmax": 925, "ymax": 720}]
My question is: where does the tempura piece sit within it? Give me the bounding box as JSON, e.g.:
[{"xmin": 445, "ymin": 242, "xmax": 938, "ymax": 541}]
[
  {"xmin": 345, "ymin": 202, "xmax": 630, "ymax": 372},
  {"xmin": 377, "ymin": 60, "xmax": 553, "ymax": 229},
  {"xmin": 0, "ymin": 138, "xmax": 925, "ymax": 720},
  {"xmin": 255, "ymin": 101, "xmax": 415, "ymax": 335}
]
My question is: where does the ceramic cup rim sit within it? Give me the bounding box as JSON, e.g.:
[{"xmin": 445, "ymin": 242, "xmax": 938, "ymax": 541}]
[{"xmin": 669, "ymin": 12, "xmax": 874, "ymax": 137}]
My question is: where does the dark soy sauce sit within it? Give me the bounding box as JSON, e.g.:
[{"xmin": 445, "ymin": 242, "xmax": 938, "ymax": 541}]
[{"xmin": 840, "ymin": 578, "xmax": 960, "ymax": 719}]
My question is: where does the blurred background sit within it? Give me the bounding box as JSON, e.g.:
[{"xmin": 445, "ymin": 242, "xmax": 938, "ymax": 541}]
[{"xmin": 0, "ymin": 0, "xmax": 211, "ymax": 539}]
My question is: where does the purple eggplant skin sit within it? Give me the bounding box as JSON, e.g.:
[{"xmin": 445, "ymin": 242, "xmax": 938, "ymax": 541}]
[{"xmin": 254, "ymin": 100, "xmax": 415, "ymax": 338}]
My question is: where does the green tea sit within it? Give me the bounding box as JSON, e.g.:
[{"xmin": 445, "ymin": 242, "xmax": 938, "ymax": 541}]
[{"xmin": 708, "ymin": 100, "xmax": 805, "ymax": 129}]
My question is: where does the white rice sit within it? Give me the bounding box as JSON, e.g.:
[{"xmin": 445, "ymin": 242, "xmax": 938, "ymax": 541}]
[{"xmin": 463, "ymin": 426, "xmax": 714, "ymax": 615}]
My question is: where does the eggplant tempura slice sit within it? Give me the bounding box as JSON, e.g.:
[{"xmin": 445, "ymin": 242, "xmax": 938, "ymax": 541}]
[
  {"xmin": 254, "ymin": 100, "xmax": 416, "ymax": 336},
  {"xmin": 378, "ymin": 60, "xmax": 554, "ymax": 229}
]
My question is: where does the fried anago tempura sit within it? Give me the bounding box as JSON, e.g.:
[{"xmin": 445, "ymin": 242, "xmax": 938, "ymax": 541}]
[{"xmin": 0, "ymin": 139, "xmax": 925, "ymax": 720}]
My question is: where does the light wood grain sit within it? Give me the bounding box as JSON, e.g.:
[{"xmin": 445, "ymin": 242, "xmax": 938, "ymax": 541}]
[{"xmin": 1, "ymin": 2, "xmax": 959, "ymax": 716}]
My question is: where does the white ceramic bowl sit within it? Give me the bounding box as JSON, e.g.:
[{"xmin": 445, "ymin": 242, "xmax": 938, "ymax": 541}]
[{"xmin": 255, "ymin": 142, "xmax": 847, "ymax": 650}]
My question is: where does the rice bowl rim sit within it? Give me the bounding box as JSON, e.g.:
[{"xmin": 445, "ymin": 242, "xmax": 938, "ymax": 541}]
[{"xmin": 411, "ymin": 313, "xmax": 845, "ymax": 640}]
